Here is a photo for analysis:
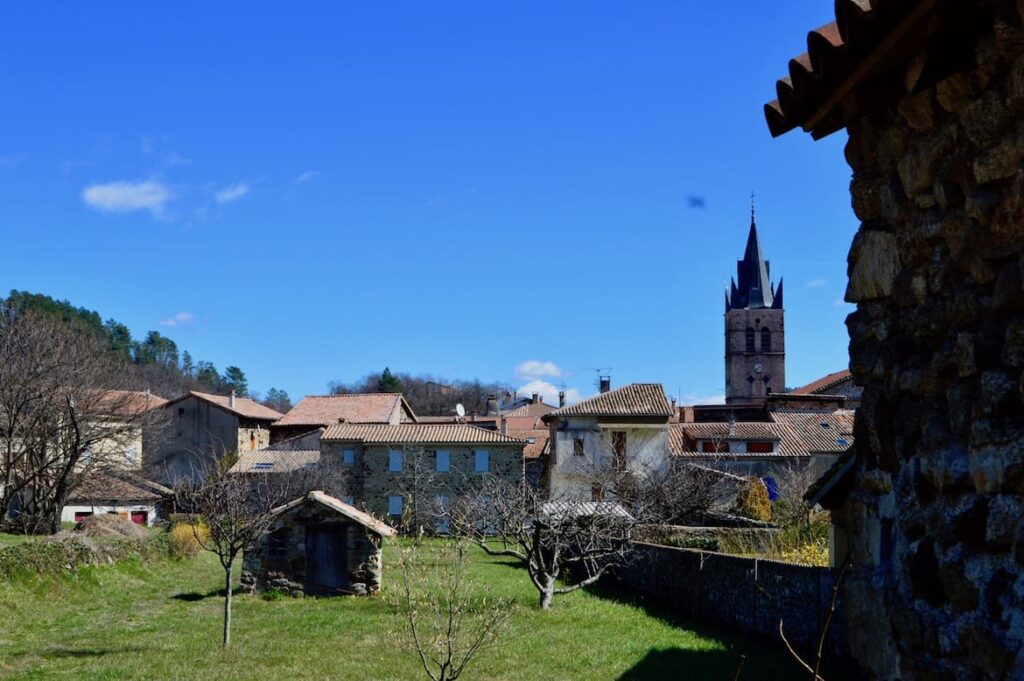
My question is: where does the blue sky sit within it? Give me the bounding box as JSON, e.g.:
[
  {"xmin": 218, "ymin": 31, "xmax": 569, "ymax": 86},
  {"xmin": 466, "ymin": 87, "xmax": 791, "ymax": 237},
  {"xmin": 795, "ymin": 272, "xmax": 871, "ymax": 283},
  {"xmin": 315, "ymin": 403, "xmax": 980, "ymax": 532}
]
[{"xmin": 0, "ymin": 2, "xmax": 855, "ymax": 404}]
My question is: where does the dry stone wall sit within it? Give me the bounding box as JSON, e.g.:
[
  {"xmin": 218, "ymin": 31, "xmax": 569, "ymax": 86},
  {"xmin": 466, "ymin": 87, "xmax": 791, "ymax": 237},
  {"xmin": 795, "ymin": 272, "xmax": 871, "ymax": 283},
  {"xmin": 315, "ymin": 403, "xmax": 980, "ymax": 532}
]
[{"xmin": 841, "ymin": 3, "xmax": 1024, "ymax": 677}]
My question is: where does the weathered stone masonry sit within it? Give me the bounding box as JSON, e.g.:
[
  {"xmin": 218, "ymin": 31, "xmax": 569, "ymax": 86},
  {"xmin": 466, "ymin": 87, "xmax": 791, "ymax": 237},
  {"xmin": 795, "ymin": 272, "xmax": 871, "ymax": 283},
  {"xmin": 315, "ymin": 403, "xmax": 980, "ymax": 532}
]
[{"xmin": 839, "ymin": 5, "xmax": 1024, "ymax": 677}]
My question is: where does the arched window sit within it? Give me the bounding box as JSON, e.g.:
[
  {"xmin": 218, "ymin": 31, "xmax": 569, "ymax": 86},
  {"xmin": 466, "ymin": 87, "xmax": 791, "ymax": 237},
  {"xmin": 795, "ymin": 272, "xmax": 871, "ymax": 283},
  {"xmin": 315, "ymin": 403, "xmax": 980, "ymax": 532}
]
[
  {"xmin": 761, "ymin": 327, "xmax": 772, "ymax": 352},
  {"xmin": 745, "ymin": 328, "xmax": 755, "ymax": 352}
]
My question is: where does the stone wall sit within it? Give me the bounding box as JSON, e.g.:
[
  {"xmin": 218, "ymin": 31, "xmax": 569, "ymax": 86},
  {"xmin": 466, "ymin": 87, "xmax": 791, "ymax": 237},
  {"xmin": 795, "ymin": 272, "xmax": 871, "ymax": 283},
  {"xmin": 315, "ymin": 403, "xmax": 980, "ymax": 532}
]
[
  {"xmin": 840, "ymin": 3, "xmax": 1024, "ymax": 677},
  {"xmin": 321, "ymin": 441, "xmax": 523, "ymax": 523},
  {"xmin": 242, "ymin": 500, "xmax": 383, "ymax": 596},
  {"xmin": 614, "ymin": 542, "xmax": 846, "ymax": 658}
]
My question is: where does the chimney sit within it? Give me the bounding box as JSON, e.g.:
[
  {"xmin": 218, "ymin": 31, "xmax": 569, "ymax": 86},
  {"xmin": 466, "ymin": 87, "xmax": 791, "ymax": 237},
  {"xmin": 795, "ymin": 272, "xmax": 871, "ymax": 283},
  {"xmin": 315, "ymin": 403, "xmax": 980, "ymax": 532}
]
[
  {"xmin": 485, "ymin": 394, "xmax": 500, "ymax": 416},
  {"xmin": 229, "ymin": 390, "xmax": 236, "ymax": 409},
  {"xmin": 599, "ymin": 376, "xmax": 611, "ymax": 394},
  {"xmin": 531, "ymin": 392, "xmax": 539, "ymax": 404},
  {"xmin": 671, "ymin": 398, "xmax": 677, "ymax": 411},
  {"xmin": 559, "ymin": 390, "xmax": 566, "ymax": 408}
]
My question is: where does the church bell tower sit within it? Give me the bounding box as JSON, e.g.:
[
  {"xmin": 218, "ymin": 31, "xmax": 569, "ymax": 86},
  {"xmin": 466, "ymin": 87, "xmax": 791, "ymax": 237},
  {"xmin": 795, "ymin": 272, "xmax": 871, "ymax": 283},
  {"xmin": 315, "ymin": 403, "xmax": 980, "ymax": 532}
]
[{"xmin": 724, "ymin": 207, "xmax": 785, "ymax": 404}]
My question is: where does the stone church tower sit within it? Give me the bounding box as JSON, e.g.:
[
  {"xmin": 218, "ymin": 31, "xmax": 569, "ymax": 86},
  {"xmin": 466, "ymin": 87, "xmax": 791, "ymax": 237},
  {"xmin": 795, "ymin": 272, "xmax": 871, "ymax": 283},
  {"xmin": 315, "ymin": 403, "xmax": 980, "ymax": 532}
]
[{"xmin": 724, "ymin": 212, "xmax": 784, "ymax": 404}]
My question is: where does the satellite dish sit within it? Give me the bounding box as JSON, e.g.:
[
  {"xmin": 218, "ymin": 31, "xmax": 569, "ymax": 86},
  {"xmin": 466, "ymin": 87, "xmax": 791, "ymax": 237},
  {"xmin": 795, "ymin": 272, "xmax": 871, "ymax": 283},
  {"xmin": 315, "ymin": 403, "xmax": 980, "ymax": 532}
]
[{"xmin": 455, "ymin": 403, "xmax": 466, "ymax": 419}]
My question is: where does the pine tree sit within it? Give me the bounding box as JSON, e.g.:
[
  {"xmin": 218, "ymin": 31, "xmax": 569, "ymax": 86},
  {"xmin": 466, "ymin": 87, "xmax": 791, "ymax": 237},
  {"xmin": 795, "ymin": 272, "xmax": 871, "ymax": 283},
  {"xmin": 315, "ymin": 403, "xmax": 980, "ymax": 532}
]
[
  {"xmin": 377, "ymin": 367, "xmax": 403, "ymax": 393},
  {"xmin": 222, "ymin": 366, "xmax": 249, "ymax": 397}
]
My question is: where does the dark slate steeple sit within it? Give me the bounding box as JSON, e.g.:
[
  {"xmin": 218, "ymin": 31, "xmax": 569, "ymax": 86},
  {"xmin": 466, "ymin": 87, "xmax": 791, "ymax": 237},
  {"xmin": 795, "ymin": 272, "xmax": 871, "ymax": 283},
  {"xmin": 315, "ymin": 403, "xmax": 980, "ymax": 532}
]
[{"xmin": 725, "ymin": 206, "xmax": 783, "ymax": 311}]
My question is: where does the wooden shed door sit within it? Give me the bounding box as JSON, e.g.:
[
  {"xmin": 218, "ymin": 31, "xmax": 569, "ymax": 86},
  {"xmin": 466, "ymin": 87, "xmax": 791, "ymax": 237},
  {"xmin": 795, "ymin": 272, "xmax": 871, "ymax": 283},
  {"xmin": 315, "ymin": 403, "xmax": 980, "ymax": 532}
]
[{"xmin": 305, "ymin": 526, "xmax": 348, "ymax": 593}]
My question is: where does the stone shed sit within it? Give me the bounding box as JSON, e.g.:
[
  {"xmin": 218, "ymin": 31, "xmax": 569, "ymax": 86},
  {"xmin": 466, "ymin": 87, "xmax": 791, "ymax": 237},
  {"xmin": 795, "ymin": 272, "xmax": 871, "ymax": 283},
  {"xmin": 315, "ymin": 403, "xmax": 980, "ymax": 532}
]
[
  {"xmin": 242, "ymin": 490, "xmax": 396, "ymax": 596},
  {"xmin": 767, "ymin": 0, "xmax": 1024, "ymax": 677}
]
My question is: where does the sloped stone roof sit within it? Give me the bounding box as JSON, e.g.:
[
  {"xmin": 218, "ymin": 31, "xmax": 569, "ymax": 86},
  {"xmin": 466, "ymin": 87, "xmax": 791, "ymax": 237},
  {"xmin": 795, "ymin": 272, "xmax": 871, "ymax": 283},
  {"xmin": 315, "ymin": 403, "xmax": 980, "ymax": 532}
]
[
  {"xmin": 275, "ymin": 394, "xmax": 416, "ymax": 427},
  {"xmin": 272, "ymin": 491, "xmax": 396, "ymax": 537},
  {"xmin": 321, "ymin": 423, "xmax": 525, "ymax": 445},
  {"xmin": 165, "ymin": 391, "xmax": 283, "ymax": 421}
]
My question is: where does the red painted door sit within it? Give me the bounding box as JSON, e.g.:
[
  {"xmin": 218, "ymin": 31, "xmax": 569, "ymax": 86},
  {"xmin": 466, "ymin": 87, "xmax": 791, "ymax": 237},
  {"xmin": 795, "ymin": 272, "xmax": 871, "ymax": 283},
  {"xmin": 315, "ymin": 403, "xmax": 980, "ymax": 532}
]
[{"xmin": 130, "ymin": 511, "xmax": 147, "ymax": 525}]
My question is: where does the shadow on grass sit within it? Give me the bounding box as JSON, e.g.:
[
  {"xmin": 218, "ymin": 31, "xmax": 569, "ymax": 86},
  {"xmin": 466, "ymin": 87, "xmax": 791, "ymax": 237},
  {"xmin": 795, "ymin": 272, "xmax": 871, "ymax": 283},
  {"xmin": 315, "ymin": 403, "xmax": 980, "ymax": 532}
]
[
  {"xmin": 42, "ymin": 645, "xmax": 146, "ymax": 659},
  {"xmin": 618, "ymin": 647, "xmax": 748, "ymax": 681},
  {"xmin": 172, "ymin": 587, "xmax": 224, "ymax": 602}
]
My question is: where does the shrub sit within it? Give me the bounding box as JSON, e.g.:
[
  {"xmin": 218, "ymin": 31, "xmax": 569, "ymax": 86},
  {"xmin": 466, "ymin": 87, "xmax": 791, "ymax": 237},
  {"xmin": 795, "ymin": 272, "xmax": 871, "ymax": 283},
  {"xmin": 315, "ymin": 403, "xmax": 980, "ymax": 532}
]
[
  {"xmin": 781, "ymin": 536, "xmax": 829, "ymax": 566},
  {"xmin": 167, "ymin": 520, "xmax": 209, "ymax": 560},
  {"xmin": 736, "ymin": 478, "xmax": 772, "ymax": 523},
  {"xmin": 0, "ymin": 533, "xmax": 168, "ymax": 580},
  {"xmin": 261, "ymin": 588, "xmax": 286, "ymax": 601}
]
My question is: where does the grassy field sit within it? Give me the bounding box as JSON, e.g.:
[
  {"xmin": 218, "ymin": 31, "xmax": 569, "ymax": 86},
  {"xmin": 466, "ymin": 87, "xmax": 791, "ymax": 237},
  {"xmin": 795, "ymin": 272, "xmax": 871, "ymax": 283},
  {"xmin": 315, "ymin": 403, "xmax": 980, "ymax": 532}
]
[{"xmin": 0, "ymin": 540, "xmax": 843, "ymax": 680}]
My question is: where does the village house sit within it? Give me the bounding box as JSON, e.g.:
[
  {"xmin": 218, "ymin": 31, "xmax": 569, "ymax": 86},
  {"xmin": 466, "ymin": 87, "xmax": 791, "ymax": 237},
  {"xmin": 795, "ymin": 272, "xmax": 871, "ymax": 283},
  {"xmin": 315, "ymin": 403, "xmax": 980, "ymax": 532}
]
[
  {"xmin": 269, "ymin": 393, "xmax": 417, "ymax": 444},
  {"xmin": 542, "ymin": 382, "xmax": 675, "ymax": 499},
  {"xmin": 319, "ymin": 423, "xmax": 525, "ymax": 529},
  {"xmin": 766, "ymin": 0, "xmax": 1024, "ymax": 675},
  {"xmin": 242, "ymin": 490, "xmax": 396, "ymax": 596},
  {"xmin": 789, "ymin": 369, "xmax": 862, "ymax": 409},
  {"xmin": 61, "ymin": 471, "xmax": 171, "ymax": 526},
  {"xmin": 85, "ymin": 389, "xmax": 168, "ymax": 470},
  {"xmin": 146, "ymin": 390, "xmax": 282, "ymax": 484}
]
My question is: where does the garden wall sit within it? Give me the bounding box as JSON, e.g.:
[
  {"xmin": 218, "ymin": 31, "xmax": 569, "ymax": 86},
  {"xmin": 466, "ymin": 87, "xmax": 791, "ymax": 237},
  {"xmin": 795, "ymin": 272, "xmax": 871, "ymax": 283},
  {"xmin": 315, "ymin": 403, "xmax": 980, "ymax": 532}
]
[{"xmin": 614, "ymin": 542, "xmax": 847, "ymax": 659}]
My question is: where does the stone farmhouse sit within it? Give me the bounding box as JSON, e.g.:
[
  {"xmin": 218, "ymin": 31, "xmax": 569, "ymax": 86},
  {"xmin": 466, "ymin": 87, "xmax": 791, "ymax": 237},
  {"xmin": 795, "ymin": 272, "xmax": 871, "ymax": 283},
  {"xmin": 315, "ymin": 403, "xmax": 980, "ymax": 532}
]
[
  {"xmin": 765, "ymin": 0, "xmax": 1024, "ymax": 676},
  {"xmin": 146, "ymin": 390, "xmax": 283, "ymax": 484}
]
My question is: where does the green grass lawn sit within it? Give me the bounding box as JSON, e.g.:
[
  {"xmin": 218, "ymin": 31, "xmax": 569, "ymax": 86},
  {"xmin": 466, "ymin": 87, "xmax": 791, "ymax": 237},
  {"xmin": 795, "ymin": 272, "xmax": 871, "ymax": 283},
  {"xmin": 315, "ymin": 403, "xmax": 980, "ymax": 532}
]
[{"xmin": 0, "ymin": 541, "xmax": 845, "ymax": 680}]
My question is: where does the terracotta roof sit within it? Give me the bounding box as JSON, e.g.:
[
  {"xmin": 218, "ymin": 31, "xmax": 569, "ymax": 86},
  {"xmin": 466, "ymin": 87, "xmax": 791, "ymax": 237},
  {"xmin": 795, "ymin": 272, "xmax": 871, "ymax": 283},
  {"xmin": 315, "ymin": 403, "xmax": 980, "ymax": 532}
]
[
  {"xmin": 505, "ymin": 427, "xmax": 550, "ymax": 459},
  {"xmin": 92, "ymin": 390, "xmax": 168, "ymax": 417},
  {"xmin": 545, "ymin": 384, "xmax": 673, "ymax": 419},
  {"xmin": 165, "ymin": 391, "xmax": 283, "ymax": 421},
  {"xmin": 502, "ymin": 401, "xmax": 556, "ymax": 419},
  {"xmin": 272, "ymin": 491, "xmax": 396, "ymax": 537},
  {"xmin": 790, "ymin": 369, "xmax": 854, "ymax": 395},
  {"xmin": 321, "ymin": 423, "xmax": 525, "ymax": 446},
  {"xmin": 275, "ymin": 394, "xmax": 416, "ymax": 427},
  {"xmin": 671, "ymin": 410, "xmax": 856, "ymax": 458},
  {"xmin": 68, "ymin": 472, "xmax": 162, "ymax": 503},
  {"xmin": 772, "ymin": 411, "xmax": 855, "ymax": 454},
  {"xmin": 230, "ymin": 449, "xmax": 321, "ymax": 473},
  {"xmin": 764, "ymin": 0, "xmax": 978, "ymax": 139}
]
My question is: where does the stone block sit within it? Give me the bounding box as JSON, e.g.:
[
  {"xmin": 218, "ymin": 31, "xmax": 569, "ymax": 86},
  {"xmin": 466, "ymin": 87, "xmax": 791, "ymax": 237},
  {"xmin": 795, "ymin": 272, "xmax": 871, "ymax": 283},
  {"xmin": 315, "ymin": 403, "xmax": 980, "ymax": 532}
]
[{"xmin": 847, "ymin": 231, "xmax": 901, "ymax": 302}]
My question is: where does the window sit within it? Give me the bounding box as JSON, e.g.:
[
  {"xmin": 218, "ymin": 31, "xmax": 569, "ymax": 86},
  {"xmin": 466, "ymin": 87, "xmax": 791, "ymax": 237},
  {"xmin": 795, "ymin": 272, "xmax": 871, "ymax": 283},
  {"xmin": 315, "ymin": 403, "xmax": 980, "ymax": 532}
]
[
  {"xmin": 436, "ymin": 450, "xmax": 450, "ymax": 473},
  {"xmin": 388, "ymin": 495, "xmax": 403, "ymax": 517},
  {"xmin": 527, "ymin": 437, "xmax": 536, "ymax": 444},
  {"xmin": 573, "ymin": 438, "xmax": 585, "ymax": 456},
  {"xmin": 612, "ymin": 432, "xmax": 627, "ymax": 471},
  {"xmin": 761, "ymin": 327, "xmax": 772, "ymax": 352},
  {"xmin": 178, "ymin": 407, "xmax": 185, "ymax": 416},
  {"xmin": 474, "ymin": 449, "xmax": 489, "ymax": 473},
  {"xmin": 343, "ymin": 449, "xmax": 355, "ymax": 465},
  {"xmin": 746, "ymin": 441, "xmax": 774, "ymax": 453},
  {"xmin": 253, "ymin": 462, "xmax": 274, "ymax": 470},
  {"xmin": 250, "ymin": 432, "xmax": 257, "ymax": 450},
  {"xmin": 701, "ymin": 440, "xmax": 730, "ymax": 453},
  {"xmin": 388, "ymin": 450, "xmax": 403, "ymax": 472},
  {"xmin": 745, "ymin": 328, "xmax": 756, "ymax": 352},
  {"xmin": 591, "ymin": 484, "xmax": 604, "ymax": 502}
]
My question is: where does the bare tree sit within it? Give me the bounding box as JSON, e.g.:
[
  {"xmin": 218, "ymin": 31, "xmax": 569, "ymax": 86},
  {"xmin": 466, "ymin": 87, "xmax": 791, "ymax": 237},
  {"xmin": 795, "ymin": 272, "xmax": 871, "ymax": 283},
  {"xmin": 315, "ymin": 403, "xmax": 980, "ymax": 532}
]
[
  {"xmin": 174, "ymin": 461, "xmax": 286, "ymax": 648},
  {"xmin": 391, "ymin": 445, "xmax": 445, "ymax": 534},
  {"xmin": 0, "ymin": 310, "xmax": 169, "ymax": 533},
  {"xmin": 395, "ymin": 537, "xmax": 512, "ymax": 681},
  {"xmin": 449, "ymin": 475, "xmax": 637, "ymax": 609}
]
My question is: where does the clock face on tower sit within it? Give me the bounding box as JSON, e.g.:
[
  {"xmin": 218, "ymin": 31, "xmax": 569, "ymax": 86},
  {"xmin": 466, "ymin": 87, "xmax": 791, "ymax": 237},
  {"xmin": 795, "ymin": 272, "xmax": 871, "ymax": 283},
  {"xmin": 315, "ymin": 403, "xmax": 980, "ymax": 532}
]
[{"xmin": 753, "ymin": 362, "xmax": 764, "ymax": 375}]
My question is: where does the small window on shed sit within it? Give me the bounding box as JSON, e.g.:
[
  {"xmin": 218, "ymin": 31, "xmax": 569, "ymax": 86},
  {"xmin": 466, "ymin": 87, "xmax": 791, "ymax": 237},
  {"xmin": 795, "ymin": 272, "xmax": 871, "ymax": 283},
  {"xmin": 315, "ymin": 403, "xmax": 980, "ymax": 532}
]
[
  {"xmin": 343, "ymin": 449, "xmax": 355, "ymax": 465},
  {"xmin": 573, "ymin": 438, "xmax": 585, "ymax": 456}
]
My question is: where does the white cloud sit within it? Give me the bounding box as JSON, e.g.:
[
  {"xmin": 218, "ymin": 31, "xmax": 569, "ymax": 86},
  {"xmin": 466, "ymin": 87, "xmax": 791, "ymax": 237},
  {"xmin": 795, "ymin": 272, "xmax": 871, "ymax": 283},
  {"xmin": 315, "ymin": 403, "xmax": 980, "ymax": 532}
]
[
  {"xmin": 159, "ymin": 312, "xmax": 195, "ymax": 328},
  {"xmin": 678, "ymin": 393, "xmax": 726, "ymax": 406},
  {"xmin": 805, "ymin": 278, "xmax": 827, "ymax": 288},
  {"xmin": 514, "ymin": 360, "xmax": 563, "ymax": 380},
  {"xmin": 295, "ymin": 170, "xmax": 318, "ymax": 184},
  {"xmin": 214, "ymin": 182, "xmax": 250, "ymax": 204},
  {"xmin": 516, "ymin": 379, "xmax": 584, "ymax": 406},
  {"xmin": 81, "ymin": 179, "xmax": 172, "ymax": 215}
]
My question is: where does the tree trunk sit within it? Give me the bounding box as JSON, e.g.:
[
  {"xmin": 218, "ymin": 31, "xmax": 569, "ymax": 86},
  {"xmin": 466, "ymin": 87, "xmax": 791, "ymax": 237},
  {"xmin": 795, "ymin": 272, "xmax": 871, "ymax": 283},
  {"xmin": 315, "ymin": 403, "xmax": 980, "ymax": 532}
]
[
  {"xmin": 223, "ymin": 562, "xmax": 233, "ymax": 648},
  {"xmin": 539, "ymin": 576, "xmax": 554, "ymax": 610}
]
